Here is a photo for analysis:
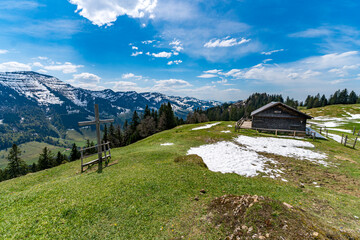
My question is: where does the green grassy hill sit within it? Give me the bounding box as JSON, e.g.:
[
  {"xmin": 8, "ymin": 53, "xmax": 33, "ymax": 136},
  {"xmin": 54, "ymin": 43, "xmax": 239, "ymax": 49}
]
[
  {"xmin": 0, "ymin": 129, "xmax": 97, "ymax": 169},
  {"xmin": 1, "ymin": 121, "xmax": 359, "ymax": 239}
]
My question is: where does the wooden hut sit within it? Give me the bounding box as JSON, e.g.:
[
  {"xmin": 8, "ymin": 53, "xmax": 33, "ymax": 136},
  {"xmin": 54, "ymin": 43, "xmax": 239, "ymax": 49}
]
[{"xmin": 251, "ymin": 102, "xmax": 312, "ymax": 131}]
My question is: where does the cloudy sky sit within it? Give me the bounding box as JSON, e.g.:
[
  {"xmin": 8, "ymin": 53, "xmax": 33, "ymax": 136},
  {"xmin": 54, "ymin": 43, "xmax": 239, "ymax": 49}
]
[{"xmin": 1, "ymin": 0, "xmax": 360, "ymax": 101}]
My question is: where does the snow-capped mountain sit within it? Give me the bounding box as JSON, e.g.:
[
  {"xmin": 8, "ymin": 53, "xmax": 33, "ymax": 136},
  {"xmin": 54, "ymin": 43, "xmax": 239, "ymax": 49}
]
[{"xmin": 0, "ymin": 71, "xmax": 220, "ymax": 122}]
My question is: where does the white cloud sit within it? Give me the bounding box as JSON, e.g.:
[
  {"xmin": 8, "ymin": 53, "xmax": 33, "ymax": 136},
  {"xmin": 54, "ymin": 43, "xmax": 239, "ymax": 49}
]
[
  {"xmin": 43, "ymin": 62, "xmax": 83, "ymax": 73},
  {"xmin": 131, "ymin": 51, "xmax": 143, "ymax": 56},
  {"xmin": 142, "ymin": 40, "xmax": 155, "ymax": 44},
  {"xmin": 261, "ymin": 49, "xmax": 284, "ymax": 55},
  {"xmin": 122, "ymin": 73, "xmax": 142, "ymax": 80},
  {"xmin": 152, "ymin": 51, "xmax": 172, "ymax": 58},
  {"xmin": 204, "ymin": 36, "xmax": 250, "ymax": 48},
  {"xmin": 154, "ymin": 79, "xmax": 192, "ymax": 90},
  {"xmin": 197, "ymin": 73, "xmax": 218, "ymax": 78},
  {"xmin": 0, "ymin": 61, "xmax": 31, "ymax": 72},
  {"xmin": 73, "ymin": 72, "xmax": 101, "ymax": 83},
  {"xmin": 69, "ymin": 0, "xmax": 158, "ymax": 27},
  {"xmin": 213, "ymin": 51, "xmax": 360, "ymax": 86},
  {"xmin": 0, "ymin": 49, "xmax": 8, "ymax": 54},
  {"xmin": 132, "ymin": 46, "xmax": 138, "ymax": 50},
  {"xmin": 37, "ymin": 56, "xmax": 48, "ymax": 60},
  {"xmin": 204, "ymin": 69, "xmax": 222, "ymax": 74},
  {"xmin": 290, "ymin": 27, "xmax": 333, "ymax": 38},
  {"xmin": 32, "ymin": 62, "xmax": 44, "ymax": 67},
  {"xmin": 169, "ymin": 39, "xmax": 183, "ymax": 52},
  {"xmin": 167, "ymin": 60, "xmax": 182, "ymax": 65}
]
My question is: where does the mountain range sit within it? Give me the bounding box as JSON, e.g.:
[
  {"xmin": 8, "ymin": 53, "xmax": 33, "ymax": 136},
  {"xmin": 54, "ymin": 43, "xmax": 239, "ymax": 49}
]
[{"xmin": 0, "ymin": 71, "xmax": 220, "ymax": 149}]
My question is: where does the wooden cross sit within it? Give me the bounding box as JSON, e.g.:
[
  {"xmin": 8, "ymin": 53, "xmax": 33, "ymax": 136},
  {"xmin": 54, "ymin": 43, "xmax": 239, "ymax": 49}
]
[{"xmin": 78, "ymin": 104, "xmax": 114, "ymax": 173}]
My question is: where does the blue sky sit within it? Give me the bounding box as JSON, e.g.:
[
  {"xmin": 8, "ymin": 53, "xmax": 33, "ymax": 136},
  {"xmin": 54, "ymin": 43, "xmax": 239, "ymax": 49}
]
[{"xmin": 1, "ymin": 0, "xmax": 360, "ymax": 101}]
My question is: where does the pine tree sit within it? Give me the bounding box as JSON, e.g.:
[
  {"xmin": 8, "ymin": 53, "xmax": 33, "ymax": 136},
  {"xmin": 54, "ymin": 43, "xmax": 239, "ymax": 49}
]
[
  {"xmin": 130, "ymin": 111, "xmax": 140, "ymax": 132},
  {"xmin": 69, "ymin": 143, "xmax": 80, "ymax": 162},
  {"xmin": 116, "ymin": 125, "xmax": 123, "ymax": 147},
  {"xmin": 349, "ymin": 91, "xmax": 357, "ymax": 104},
  {"xmin": 6, "ymin": 144, "xmax": 27, "ymax": 178},
  {"xmin": 38, "ymin": 147, "xmax": 54, "ymax": 170},
  {"xmin": 144, "ymin": 105, "xmax": 151, "ymax": 119},
  {"xmin": 56, "ymin": 151, "xmax": 64, "ymax": 166},
  {"xmin": 102, "ymin": 125, "xmax": 108, "ymax": 144}
]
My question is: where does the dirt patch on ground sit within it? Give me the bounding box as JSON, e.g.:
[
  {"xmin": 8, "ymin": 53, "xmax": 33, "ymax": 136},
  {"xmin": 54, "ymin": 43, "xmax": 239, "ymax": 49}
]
[
  {"xmin": 259, "ymin": 152, "xmax": 360, "ymax": 198},
  {"xmin": 207, "ymin": 194, "xmax": 354, "ymax": 240},
  {"xmin": 335, "ymin": 155, "xmax": 358, "ymax": 164},
  {"xmin": 174, "ymin": 154, "xmax": 208, "ymax": 168}
]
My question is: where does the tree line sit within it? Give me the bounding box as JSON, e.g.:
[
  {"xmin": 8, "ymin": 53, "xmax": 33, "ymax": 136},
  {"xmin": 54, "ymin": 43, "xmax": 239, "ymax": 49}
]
[
  {"xmin": 102, "ymin": 102, "xmax": 184, "ymax": 148},
  {"xmin": 304, "ymin": 89, "xmax": 359, "ymax": 109},
  {"xmin": 0, "ymin": 142, "xmax": 82, "ymax": 182},
  {"xmin": 191, "ymin": 93, "xmax": 298, "ymax": 122}
]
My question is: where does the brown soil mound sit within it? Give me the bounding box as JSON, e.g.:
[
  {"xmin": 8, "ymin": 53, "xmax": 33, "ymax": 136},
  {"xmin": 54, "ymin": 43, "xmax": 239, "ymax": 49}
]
[
  {"xmin": 208, "ymin": 195, "xmax": 355, "ymax": 240},
  {"xmin": 174, "ymin": 154, "xmax": 208, "ymax": 168}
]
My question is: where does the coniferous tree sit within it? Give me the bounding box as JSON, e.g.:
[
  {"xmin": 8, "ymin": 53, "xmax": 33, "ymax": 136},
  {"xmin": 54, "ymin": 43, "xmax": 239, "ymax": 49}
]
[
  {"xmin": 6, "ymin": 143, "xmax": 27, "ymax": 178},
  {"xmin": 130, "ymin": 111, "xmax": 140, "ymax": 132},
  {"xmin": 349, "ymin": 91, "xmax": 357, "ymax": 104},
  {"xmin": 55, "ymin": 151, "xmax": 65, "ymax": 166},
  {"xmin": 69, "ymin": 143, "xmax": 80, "ymax": 162},
  {"xmin": 38, "ymin": 147, "xmax": 54, "ymax": 170},
  {"xmin": 116, "ymin": 125, "xmax": 123, "ymax": 147},
  {"xmin": 102, "ymin": 125, "xmax": 108, "ymax": 144}
]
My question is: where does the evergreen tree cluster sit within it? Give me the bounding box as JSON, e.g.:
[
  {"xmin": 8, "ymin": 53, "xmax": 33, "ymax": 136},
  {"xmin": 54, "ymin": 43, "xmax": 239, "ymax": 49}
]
[
  {"xmin": 305, "ymin": 89, "xmax": 359, "ymax": 109},
  {"xmin": 195, "ymin": 93, "xmax": 294, "ymax": 122},
  {"xmin": 0, "ymin": 143, "xmax": 81, "ymax": 182},
  {"xmin": 103, "ymin": 103, "xmax": 184, "ymax": 147}
]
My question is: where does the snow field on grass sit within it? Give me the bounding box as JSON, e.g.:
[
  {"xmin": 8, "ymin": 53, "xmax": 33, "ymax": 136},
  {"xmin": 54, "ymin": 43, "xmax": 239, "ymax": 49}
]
[
  {"xmin": 234, "ymin": 136, "xmax": 328, "ymax": 166},
  {"xmin": 191, "ymin": 122, "xmax": 221, "ymax": 131},
  {"xmin": 327, "ymin": 133, "xmax": 342, "ymax": 143},
  {"xmin": 329, "ymin": 128, "xmax": 352, "ymax": 133},
  {"xmin": 160, "ymin": 143, "xmax": 174, "ymax": 146},
  {"xmin": 221, "ymin": 130, "xmax": 231, "ymax": 133},
  {"xmin": 187, "ymin": 141, "xmax": 282, "ymax": 177},
  {"xmin": 227, "ymin": 125, "xmax": 233, "ymax": 127}
]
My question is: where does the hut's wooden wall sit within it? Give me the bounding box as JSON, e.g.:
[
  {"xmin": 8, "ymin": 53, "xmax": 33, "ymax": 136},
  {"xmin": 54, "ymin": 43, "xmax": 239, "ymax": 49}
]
[{"xmin": 252, "ymin": 106, "xmax": 307, "ymax": 131}]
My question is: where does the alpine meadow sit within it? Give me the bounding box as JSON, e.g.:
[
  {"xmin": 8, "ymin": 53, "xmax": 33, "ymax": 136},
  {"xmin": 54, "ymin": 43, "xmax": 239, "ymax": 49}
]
[{"xmin": 1, "ymin": 0, "xmax": 360, "ymax": 239}]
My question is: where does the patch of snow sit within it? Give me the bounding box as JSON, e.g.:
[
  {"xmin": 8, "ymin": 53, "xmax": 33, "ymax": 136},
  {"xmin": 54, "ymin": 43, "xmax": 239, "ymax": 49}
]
[
  {"xmin": 0, "ymin": 119, "xmax": 3, "ymax": 124},
  {"xmin": 187, "ymin": 141, "xmax": 280, "ymax": 177},
  {"xmin": 327, "ymin": 133, "xmax": 342, "ymax": 143},
  {"xmin": 281, "ymin": 178, "xmax": 288, "ymax": 182},
  {"xmin": 160, "ymin": 143, "xmax": 174, "ymax": 146},
  {"xmin": 227, "ymin": 125, "xmax": 232, "ymax": 127},
  {"xmin": 346, "ymin": 111, "xmax": 360, "ymax": 120},
  {"xmin": 221, "ymin": 130, "xmax": 231, "ymax": 133},
  {"xmin": 329, "ymin": 128, "xmax": 352, "ymax": 133},
  {"xmin": 192, "ymin": 122, "xmax": 221, "ymax": 131},
  {"xmin": 235, "ymin": 135, "xmax": 328, "ymax": 166}
]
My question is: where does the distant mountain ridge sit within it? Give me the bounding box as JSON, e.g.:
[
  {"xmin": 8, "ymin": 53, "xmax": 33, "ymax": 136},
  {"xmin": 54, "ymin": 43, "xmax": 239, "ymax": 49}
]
[{"xmin": 0, "ymin": 71, "xmax": 220, "ymax": 118}]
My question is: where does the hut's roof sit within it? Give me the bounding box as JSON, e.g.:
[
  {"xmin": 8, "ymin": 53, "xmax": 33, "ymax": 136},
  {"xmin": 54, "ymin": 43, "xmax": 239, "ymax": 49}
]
[{"xmin": 250, "ymin": 102, "xmax": 312, "ymax": 119}]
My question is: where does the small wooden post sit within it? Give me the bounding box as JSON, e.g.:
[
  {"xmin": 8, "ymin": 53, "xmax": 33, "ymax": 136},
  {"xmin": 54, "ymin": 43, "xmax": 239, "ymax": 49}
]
[
  {"xmin": 80, "ymin": 147, "xmax": 84, "ymax": 173},
  {"xmin": 341, "ymin": 134, "xmax": 344, "ymax": 144},
  {"xmin": 293, "ymin": 131, "xmax": 296, "ymax": 137},
  {"xmin": 344, "ymin": 135, "xmax": 348, "ymax": 146},
  {"xmin": 275, "ymin": 130, "xmax": 278, "ymax": 136},
  {"xmin": 353, "ymin": 127, "xmax": 356, "ymax": 135},
  {"xmin": 353, "ymin": 137, "xmax": 358, "ymax": 149}
]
